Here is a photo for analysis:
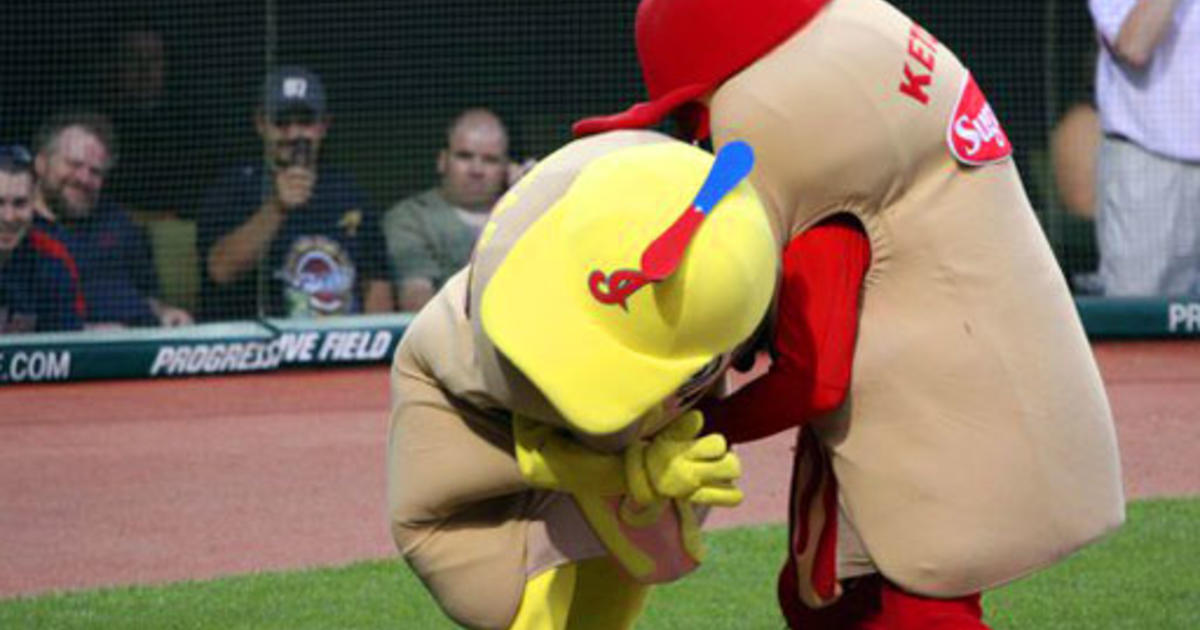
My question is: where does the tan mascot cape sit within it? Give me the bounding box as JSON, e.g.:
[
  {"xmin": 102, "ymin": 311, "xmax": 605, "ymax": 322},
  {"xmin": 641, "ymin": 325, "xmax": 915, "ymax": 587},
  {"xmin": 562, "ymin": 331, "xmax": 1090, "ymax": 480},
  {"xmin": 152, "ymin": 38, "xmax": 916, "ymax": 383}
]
[
  {"xmin": 576, "ymin": 0, "xmax": 1125, "ymax": 627},
  {"xmin": 388, "ymin": 130, "xmax": 778, "ymax": 629}
]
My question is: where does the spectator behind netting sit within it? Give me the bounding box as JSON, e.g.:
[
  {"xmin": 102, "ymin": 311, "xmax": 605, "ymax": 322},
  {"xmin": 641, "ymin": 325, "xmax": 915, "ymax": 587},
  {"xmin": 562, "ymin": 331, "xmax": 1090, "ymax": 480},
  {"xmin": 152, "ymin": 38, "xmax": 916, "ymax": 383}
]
[
  {"xmin": 197, "ymin": 66, "xmax": 393, "ymax": 321},
  {"xmin": 1089, "ymin": 0, "xmax": 1200, "ymax": 296},
  {"xmin": 381, "ymin": 107, "xmax": 536, "ymax": 312},
  {"xmin": 33, "ymin": 112, "xmax": 192, "ymax": 329},
  {"xmin": 1052, "ymin": 103, "xmax": 1102, "ymax": 219},
  {"xmin": 0, "ymin": 144, "xmax": 85, "ymax": 333},
  {"xmin": 1051, "ymin": 39, "xmax": 1102, "ymax": 221},
  {"xmin": 97, "ymin": 25, "xmax": 207, "ymax": 218}
]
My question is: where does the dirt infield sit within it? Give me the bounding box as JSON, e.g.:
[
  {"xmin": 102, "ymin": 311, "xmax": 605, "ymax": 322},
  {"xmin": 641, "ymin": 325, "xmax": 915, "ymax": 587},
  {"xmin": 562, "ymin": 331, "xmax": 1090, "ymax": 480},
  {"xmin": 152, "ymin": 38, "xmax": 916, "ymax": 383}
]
[{"xmin": 0, "ymin": 340, "xmax": 1196, "ymax": 597}]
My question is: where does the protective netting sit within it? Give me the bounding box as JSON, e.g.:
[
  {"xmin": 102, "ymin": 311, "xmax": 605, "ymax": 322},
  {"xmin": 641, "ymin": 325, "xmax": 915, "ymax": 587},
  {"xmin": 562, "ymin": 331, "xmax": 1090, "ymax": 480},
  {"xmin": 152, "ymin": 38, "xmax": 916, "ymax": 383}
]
[{"xmin": 0, "ymin": 1, "xmax": 1158, "ymax": 335}]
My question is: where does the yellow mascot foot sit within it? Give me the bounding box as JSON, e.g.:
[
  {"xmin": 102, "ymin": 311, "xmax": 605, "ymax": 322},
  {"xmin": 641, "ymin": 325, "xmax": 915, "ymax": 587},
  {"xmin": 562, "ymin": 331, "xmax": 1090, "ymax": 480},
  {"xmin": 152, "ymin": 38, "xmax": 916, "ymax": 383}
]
[
  {"xmin": 508, "ymin": 557, "xmax": 650, "ymax": 630},
  {"xmin": 509, "ymin": 563, "xmax": 576, "ymax": 630}
]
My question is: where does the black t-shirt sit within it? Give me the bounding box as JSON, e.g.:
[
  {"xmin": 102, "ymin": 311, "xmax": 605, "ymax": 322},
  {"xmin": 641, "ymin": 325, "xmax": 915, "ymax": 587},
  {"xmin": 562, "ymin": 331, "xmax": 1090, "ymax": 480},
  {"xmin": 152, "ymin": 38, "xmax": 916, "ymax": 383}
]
[{"xmin": 197, "ymin": 163, "xmax": 387, "ymax": 321}]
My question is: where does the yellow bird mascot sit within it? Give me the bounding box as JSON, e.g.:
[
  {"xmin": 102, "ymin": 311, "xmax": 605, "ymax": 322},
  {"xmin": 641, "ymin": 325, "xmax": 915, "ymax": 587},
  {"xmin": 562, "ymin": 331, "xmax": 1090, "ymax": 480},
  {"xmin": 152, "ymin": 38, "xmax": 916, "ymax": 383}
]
[{"xmin": 387, "ymin": 129, "xmax": 778, "ymax": 629}]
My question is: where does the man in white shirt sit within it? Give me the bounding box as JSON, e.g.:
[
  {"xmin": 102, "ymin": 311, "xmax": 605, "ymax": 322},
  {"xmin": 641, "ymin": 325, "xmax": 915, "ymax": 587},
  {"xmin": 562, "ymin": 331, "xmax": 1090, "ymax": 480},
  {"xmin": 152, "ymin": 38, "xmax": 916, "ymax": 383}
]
[{"xmin": 1090, "ymin": 0, "xmax": 1200, "ymax": 296}]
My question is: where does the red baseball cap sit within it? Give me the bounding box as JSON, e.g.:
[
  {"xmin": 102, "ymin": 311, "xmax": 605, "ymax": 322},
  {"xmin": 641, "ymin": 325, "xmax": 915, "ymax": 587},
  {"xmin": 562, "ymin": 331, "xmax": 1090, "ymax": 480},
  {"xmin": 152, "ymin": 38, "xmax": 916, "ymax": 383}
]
[{"xmin": 573, "ymin": 0, "xmax": 830, "ymax": 139}]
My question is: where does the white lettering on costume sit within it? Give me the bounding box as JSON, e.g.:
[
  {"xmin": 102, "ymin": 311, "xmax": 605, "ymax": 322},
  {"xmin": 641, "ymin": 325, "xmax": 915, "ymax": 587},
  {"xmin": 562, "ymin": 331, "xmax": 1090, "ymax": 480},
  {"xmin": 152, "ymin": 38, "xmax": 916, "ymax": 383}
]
[{"xmin": 947, "ymin": 74, "xmax": 1013, "ymax": 166}]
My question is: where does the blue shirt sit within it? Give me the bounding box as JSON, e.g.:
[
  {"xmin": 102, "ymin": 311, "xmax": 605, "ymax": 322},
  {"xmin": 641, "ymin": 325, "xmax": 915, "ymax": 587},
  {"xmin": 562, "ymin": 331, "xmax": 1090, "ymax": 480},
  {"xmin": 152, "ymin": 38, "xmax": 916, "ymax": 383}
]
[
  {"xmin": 197, "ymin": 163, "xmax": 387, "ymax": 321},
  {"xmin": 48, "ymin": 201, "xmax": 160, "ymax": 327},
  {"xmin": 0, "ymin": 229, "xmax": 85, "ymax": 333}
]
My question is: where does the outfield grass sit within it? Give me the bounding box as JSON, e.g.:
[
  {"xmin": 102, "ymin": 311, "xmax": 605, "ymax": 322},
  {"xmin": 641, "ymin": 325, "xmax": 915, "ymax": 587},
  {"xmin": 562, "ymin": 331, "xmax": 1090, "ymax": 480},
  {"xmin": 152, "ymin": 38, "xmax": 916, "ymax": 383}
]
[{"xmin": 2, "ymin": 499, "xmax": 1196, "ymax": 629}]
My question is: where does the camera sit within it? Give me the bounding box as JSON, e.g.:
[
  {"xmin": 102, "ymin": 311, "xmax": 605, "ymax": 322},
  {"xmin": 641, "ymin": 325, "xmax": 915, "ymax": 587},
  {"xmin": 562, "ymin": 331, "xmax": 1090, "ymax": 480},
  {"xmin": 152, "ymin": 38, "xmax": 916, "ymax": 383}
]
[{"xmin": 276, "ymin": 138, "xmax": 314, "ymax": 169}]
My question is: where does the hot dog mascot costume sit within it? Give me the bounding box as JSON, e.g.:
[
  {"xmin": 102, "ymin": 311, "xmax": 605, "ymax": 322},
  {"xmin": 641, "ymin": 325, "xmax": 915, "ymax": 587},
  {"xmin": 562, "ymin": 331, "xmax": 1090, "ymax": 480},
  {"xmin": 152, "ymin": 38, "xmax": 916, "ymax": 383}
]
[
  {"xmin": 387, "ymin": 130, "xmax": 778, "ymax": 629},
  {"xmin": 575, "ymin": 0, "xmax": 1125, "ymax": 627}
]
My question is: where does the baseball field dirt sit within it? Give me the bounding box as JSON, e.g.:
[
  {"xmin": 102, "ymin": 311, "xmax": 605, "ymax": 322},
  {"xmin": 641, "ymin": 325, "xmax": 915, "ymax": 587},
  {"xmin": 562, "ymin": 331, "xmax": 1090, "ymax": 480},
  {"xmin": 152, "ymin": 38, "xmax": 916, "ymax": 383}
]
[{"xmin": 0, "ymin": 340, "xmax": 1195, "ymax": 596}]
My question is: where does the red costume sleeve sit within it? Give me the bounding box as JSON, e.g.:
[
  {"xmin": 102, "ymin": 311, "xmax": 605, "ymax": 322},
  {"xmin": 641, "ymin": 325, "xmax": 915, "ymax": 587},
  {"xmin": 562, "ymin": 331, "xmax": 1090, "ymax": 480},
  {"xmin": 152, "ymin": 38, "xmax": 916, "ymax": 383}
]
[{"xmin": 704, "ymin": 215, "xmax": 870, "ymax": 444}]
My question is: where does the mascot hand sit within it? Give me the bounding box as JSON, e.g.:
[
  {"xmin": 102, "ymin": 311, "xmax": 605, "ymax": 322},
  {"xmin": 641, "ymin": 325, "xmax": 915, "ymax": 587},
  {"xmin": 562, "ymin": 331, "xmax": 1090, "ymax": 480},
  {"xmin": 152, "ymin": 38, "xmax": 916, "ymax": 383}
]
[
  {"xmin": 512, "ymin": 414, "xmax": 627, "ymax": 496},
  {"xmin": 625, "ymin": 410, "xmax": 743, "ymax": 507}
]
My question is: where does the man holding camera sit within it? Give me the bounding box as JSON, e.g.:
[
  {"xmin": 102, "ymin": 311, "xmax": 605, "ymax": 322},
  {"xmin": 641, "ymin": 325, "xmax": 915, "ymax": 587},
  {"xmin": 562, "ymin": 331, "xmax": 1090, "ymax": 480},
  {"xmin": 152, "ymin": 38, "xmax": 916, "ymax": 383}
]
[{"xmin": 198, "ymin": 66, "xmax": 392, "ymax": 321}]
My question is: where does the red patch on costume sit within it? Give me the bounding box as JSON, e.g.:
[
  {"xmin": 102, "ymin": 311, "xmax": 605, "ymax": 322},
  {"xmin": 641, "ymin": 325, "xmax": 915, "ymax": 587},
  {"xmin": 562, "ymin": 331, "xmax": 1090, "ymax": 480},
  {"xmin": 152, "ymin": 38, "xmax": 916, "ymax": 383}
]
[{"xmin": 946, "ymin": 73, "xmax": 1012, "ymax": 166}]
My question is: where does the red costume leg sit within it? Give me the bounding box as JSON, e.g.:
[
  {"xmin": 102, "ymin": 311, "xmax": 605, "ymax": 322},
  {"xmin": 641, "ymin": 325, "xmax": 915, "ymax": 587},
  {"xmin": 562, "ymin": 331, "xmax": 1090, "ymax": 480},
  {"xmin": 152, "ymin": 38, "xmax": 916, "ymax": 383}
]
[
  {"xmin": 780, "ymin": 573, "xmax": 989, "ymax": 630},
  {"xmin": 856, "ymin": 580, "xmax": 990, "ymax": 630},
  {"xmin": 779, "ymin": 570, "xmax": 882, "ymax": 629}
]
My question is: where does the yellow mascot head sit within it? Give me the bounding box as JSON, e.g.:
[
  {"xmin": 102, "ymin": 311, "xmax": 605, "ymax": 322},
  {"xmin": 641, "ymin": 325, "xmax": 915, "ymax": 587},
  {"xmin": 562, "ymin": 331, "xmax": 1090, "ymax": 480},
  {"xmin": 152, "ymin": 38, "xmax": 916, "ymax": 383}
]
[{"xmin": 482, "ymin": 136, "xmax": 776, "ymax": 436}]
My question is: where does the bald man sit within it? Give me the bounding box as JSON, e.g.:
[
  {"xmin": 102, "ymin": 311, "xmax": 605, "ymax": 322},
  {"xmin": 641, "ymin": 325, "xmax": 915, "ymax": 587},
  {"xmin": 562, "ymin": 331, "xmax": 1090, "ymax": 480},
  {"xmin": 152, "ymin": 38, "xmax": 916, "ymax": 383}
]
[{"xmin": 383, "ymin": 108, "xmax": 535, "ymax": 312}]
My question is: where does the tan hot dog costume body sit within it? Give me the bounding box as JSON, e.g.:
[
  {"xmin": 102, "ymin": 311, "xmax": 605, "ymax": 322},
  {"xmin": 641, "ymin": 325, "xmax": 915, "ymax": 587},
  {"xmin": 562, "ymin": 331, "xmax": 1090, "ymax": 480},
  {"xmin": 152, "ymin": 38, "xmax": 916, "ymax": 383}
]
[
  {"xmin": 576, "ymin": 0, "xmax": 1124, "ymax": 600},
  {"xmin": 388, "ymin": 129, "xmax": 777, "ymax": 628}
]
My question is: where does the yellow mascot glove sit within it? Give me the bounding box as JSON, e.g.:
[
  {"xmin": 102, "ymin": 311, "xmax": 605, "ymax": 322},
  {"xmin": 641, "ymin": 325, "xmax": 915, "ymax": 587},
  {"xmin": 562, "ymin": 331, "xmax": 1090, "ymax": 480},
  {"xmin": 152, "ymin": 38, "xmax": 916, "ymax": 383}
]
[
  {"xmin": 624, "ymin": 410, "xmax": 743, "ymax": 508},
  {"xmin": 512, "ymin": 414, "xmax": 628, "ymax": 496}
]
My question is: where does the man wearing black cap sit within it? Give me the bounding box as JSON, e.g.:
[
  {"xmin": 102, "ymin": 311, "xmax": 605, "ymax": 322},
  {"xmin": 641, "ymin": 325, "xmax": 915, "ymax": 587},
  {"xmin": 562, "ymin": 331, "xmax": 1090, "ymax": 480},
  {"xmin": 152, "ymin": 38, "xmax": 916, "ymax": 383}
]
[{"xmin": 197, "ymin": 66, "xmax": 392, "ymax": 320}]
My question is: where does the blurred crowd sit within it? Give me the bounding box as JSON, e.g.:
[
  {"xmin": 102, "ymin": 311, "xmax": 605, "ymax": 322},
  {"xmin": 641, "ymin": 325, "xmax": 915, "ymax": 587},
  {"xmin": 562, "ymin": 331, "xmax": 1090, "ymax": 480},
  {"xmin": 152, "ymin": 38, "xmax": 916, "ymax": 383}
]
[
  {"xmin": 1, "ymin": 26, "xmax": 535, "ymax": 333},
  {"xmin": 3, "ymin": 0, "xmax": 1197, "ymax": 335}
]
